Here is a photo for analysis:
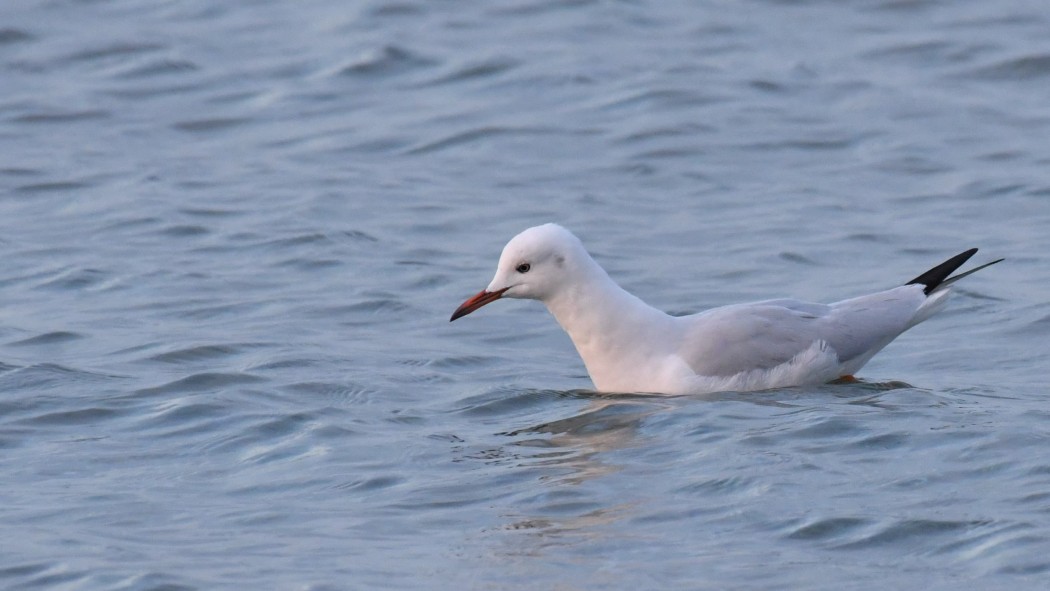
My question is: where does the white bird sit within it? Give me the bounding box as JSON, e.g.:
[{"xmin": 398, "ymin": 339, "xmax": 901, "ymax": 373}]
[{"xmin": 450, "ymin": 223, "xmax": 1002, "ymax": 395}]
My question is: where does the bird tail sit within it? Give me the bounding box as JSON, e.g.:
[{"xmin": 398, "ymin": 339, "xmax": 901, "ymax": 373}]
[{"xmin": 905, "ymin": 248, "xmax": 1004, "ymax": 295}]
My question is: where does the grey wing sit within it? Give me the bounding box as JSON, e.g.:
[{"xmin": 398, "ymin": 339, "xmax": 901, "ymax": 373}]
[
  {"xmin": 678, "ymin": 286, "xmax": 928, "ymax": 377},
  {"xmin": 820, "ymin": 284, "xmax": 933, "ymax": 368}
]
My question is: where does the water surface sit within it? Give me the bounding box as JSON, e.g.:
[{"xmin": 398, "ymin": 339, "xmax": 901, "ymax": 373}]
[{"xmin": 2, "ymin": 1, "xmax": 1049, "ymax": 589}]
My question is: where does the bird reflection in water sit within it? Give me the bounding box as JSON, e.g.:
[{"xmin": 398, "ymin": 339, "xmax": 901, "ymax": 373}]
[{"xmin": 492, "ymin": 393, "xmax": 675, "ymax": 545}]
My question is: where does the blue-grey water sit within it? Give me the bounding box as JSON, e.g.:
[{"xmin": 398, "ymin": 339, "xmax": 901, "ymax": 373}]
[{"xmin": 2, "ymin": 1, "xmax": 1049, "ymax": 589}]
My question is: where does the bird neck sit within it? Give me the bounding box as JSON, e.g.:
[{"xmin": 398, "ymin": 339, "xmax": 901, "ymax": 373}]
[{"xmin": 543, "ymin": 261, "xmax": 674, "ymax": 387}]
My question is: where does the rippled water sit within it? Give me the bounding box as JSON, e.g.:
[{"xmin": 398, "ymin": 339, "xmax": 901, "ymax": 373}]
[{"xmin": 2, "ymin": 0, "xmax": 1049, "ymax": 589}]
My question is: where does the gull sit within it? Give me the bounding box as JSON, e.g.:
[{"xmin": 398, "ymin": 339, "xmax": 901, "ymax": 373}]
[{"xmin": 450, "ymin": 223, "xmax": 1002, "ymax": 395}]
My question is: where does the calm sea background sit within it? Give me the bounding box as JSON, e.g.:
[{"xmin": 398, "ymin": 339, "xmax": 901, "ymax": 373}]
[{"xmin": 2, "ymin": 1, "xmax": 1049, "ymax": 589}]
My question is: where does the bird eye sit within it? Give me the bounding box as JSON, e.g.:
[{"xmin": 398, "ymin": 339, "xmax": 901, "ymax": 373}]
[{"xmin": 516, "ymin": 263, "xmax": 531, "ymax": 274}]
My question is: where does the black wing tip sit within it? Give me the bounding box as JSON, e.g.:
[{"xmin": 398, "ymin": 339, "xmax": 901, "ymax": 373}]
[{"xmin": 905, "ymin": 248, "xmax": 987, "ymax": 295}]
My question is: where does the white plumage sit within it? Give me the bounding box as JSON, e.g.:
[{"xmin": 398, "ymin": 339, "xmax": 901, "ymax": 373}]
[{"xmin": 451, "ymin": 223, "xmax": 1000, "ymax": 395}]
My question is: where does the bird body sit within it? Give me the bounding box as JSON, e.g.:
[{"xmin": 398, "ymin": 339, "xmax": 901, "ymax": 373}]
[{"xmin": 451, "ymin": 224, "xmax": 1001, "ymax": 395}]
